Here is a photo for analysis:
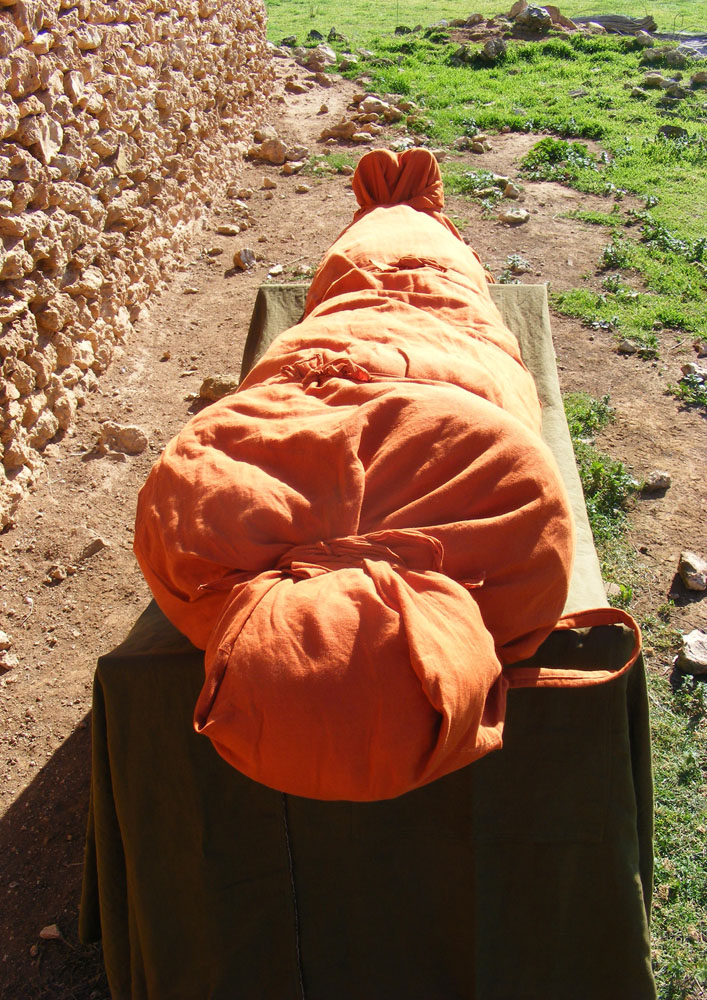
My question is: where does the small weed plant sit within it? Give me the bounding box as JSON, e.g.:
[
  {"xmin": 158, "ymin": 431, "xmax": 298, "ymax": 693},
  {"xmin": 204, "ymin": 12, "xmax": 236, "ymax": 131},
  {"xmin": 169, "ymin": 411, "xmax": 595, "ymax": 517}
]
[{"xmin": 667, "ymin": 373, "xmax": 707, "ymax": 413}]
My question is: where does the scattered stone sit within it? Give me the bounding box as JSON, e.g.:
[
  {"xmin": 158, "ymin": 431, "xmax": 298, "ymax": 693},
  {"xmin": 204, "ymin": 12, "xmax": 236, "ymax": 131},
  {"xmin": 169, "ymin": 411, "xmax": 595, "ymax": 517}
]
[
  {"xmin": 320, "ymin": 119, "xmax": 358, "ymax": 141},
  {"xmin": 631, "ymin": 87, "xmax": 647, "ymax": 98},
  {"xmin": 319, "ymin": 104, "xmax": 329, "ymax": 114},
  {"xmin": 199, "ymin": 375, "xmax": 239, "ymax": 402},
  {"xmin": 678, "ymin": 551, "xmax": 707, "ymax": 592},
  {"xmin": 665, "ymin": 84, "xmax": 689, "ymax": 100},
  {"xmin": 664, "ymin": 48, "xmax": 688, "ymax": 69},
  {"xmin": 0, "ymin": 650, "xmax": 19, "ymax": 673},
  {"xmin": 39, "ymin": 925, "xmax": 62, "ymax": 941},
  {"xmin": 693, "ymin": 339, "xmax": 707, "ymax": 358},
  {"xmin": 183, "ymin": 286, "xmax": 199, "ymax": 295},
  {"xmin": 295, "ymin": 183, "xmax": 311, "ymax": 194},
  {"xmin": 285, "ymin": 80, "xmax": 309, "ymax": 94},
  {"xmin": 691, "ymin": 71, "xmax": 707, "ymax": 88},
  {"xmin": 268, "ymin": 264, "xmax": 285, "ymax": 277},
  {"xmin": 618, "ymin": 339, "xmax": 638, "ymax": 355},
  {"xmin": 264, "ymin": 191, "xmax": 274, "ymax": 201},
  {"xmin": 498, "ymin": 208, "xmax": 529, "ymax": 225},
  {"xmin": 514, "ymin": 5, "xmax": 552, "ymax": 31},
  {"xmin": 286, "ymin": 144, "xmax": 309, "ymax": 162},
  {"xmin": 262, "ymin": 177, "xmax": 277, "ymax": 190},
  {"xmin": 45, "ymin": 565, "xmax": 67, "ymax": 584},
  {"xmin": 605, "ymin": 581, "xmax": 622, "ymax": 599},
  {"xmin": 634, "ymin": 31, "xmax": 654, "ymax": 48},
  {"xmin": 80, "ymin": 537, "xmax": 108, "ymax": 561},
  {"xmin": 98, "ymin": 422, "xmax": 148, "ymax": 455},
  {"xmin": 643, "ymin": 72, "xmax": 669, "ymax": 89},
  {"xmin": 675, "ymin": 630, "xmax": 707, "ymax": 676},
  {"xmin": 658, "ymin": 124, "xmax": 689, "ymax": 140},
  {"xmin": 569, "ymin": 88, "xmax": 589, "ymax": 98},
  {"xmin": 280, "ymin": 35, "xmax": 297, "ymax": 47},
  {"xmin": 233, "ymin": 248, "xmax": 256, "ymax": 270},
  {"xmin": 471, "ymin": 139, "xmax": 491, "ymax": 154},
  {"xmin": 641, "ymin": 471, "xmax": 671, "ymax": 493},
  {"xmin": 503, "ymin": 181, "xmax": 521, "ymax": 199},
  {"xmin": 360, "ymin": 96, "xmax": 389, "ymax": 115},
  {"xmin": 160, "ymin": 351, "xmax": 172, "ymax": 362},
  {"xmin": 339, "ymin": 164, "xmax": 354, "ymax": 176},
  {"xmin": 281, "ymin": 161, "xmax": 305, "ymax": 175},
  {"xmin": 216, "ymin": 224, "xmax": 241, "ymax": 236},
  {"xmin": 0, "ymin": 631, "xmax": 11, "ymax": 651},
  {"xmin": 249, "ymin": 139, "xmax": 288, "ymax": 165},
  {"xmin": 206, "ymin": 246, "xmax": 223, "ymax": 257},
  {"xmin": 681, "ymin": 361, "xmax": 707, "ymax": 380},
  {"xmin": 480, "ymin": 38, "xmax": 507, "ymax": 64}
]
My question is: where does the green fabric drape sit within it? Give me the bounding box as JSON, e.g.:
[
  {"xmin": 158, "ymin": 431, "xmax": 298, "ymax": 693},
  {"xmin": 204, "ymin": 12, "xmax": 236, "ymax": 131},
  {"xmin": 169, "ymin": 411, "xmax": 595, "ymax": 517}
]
[{"xmin": 80, "ymin": 284, "xmax": 655, "ymax": 999}]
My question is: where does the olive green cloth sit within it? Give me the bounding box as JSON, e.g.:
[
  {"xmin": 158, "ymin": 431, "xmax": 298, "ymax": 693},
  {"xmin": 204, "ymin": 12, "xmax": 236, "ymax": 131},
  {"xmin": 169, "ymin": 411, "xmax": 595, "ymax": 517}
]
[{"xmin": 80, "ymin": 284, "xmax": 656, "ymax": 999}]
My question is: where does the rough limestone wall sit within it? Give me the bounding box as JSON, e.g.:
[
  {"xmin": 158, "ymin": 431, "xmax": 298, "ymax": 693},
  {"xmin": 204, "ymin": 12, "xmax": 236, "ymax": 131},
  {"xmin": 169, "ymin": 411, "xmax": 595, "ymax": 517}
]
[{"xmin": 0, "ymin": 0, "xmax": 272, "ymax": 528}]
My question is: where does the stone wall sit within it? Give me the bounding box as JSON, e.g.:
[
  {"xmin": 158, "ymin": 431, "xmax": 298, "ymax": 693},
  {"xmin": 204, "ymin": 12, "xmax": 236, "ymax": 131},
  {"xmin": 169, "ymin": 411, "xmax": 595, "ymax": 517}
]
[{"xmin": 0, "ymin": 0, "xmax": 272, "ymax": 528}]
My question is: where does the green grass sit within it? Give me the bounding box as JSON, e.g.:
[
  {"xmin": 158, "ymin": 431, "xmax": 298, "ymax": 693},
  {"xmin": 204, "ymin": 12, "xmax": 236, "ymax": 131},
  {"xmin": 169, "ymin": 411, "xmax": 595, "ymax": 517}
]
[
  {"xmin": 265, "ymin": 0, "xmax": 705, "ymax": 44},
  {"xmin": 563, "ymin": 391, "xmax": 707, "ymax": 999},
  {"xmin": 303, "ymin": 151, "xmax": 358, "ymax": 175},
  {"xmin": 649, "ymin": 671, "xmax": 707, "ymax": 999},
  {"xmin": 563, "ymin": 392, "xmax": 636, "ymax": 541},
  {"xmin": 667, "ymin": 372, "xmax": 707, "ymax": 411}
]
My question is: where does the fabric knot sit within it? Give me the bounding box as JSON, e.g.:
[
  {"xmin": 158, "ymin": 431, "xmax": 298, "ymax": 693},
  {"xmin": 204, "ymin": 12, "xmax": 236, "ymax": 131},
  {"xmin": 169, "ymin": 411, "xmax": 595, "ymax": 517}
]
[
  {"xmin": 276, "ymin": 529, "xmax": 445, "ymax": 579},
  {"xmin": 281, "ymin": 354, "xmax": 372, "ymax": 387}
]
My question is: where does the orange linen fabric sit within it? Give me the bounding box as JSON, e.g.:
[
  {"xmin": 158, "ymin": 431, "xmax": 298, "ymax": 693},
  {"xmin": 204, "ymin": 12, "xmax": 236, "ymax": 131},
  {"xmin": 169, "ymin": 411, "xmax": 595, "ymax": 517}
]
[{"xmin": 135, "ymin": 149, "xmax": 610, "ymax": 801}]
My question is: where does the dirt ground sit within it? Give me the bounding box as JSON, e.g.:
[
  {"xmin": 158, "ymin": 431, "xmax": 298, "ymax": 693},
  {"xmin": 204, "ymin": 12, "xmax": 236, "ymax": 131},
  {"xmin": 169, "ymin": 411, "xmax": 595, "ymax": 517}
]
[{"xmin": 1, "ymin": 52, "xmax": 705, "ymax": 999}]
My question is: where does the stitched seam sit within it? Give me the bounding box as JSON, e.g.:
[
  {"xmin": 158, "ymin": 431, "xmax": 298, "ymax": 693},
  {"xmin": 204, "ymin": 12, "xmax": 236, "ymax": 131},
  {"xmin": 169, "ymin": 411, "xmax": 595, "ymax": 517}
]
[{"xmin": 282, "ymin": 793, "xmax": 306, "ymax": 1000}]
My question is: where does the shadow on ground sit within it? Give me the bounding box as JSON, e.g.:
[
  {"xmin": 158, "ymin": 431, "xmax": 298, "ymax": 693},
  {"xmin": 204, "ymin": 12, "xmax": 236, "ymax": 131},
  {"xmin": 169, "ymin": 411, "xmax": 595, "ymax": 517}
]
[{"xmin": 0, "ymin": 718, "xmax": 108, "ymax": 1000}]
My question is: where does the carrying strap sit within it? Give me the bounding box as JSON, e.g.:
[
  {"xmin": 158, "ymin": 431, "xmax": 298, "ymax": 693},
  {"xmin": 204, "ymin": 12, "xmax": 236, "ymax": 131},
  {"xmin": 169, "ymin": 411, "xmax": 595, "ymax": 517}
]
[{"xmin": 504, "ymin": 607, "xmax": 641, "ymax": 689}]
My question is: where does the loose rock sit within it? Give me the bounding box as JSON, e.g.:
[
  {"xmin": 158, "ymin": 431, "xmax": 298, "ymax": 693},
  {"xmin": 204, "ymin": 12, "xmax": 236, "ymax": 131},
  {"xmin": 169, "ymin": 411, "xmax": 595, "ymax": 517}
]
[
  {"xmin": 39, "ymin": 925, "xmax": 62, "ymax": 941},
  {"xmin": 675, "ymin": 630, "xmax": 707, "ymax": 676},
  {"xmin": 618, "ymin": 339, "xmax": 638, "ymax": 355},
  {"xmin": 98, "ymin": 422, "xmax": 148, "ymax": 455},
  {"xmin": 498, "ymin": 208, "xmax": 530, "ymax": 225},
  {"xmin": 216, "ymin": 224, "xmax": 241, "ymax": 236},
  {"xmin": 678, "ymin": 551, "xmax": 707, "ymax": 592},
  {"xmin": 233, "ymin": 248, "xmax": 256, "ymax": 270},
  {"xmin": 80, "ymin": 537, "xmax": 108, "ymax": 562},
  {"xmin": 262, "ymin": 177, "xmax": 277, "ymax": 190},
  {"xmin": 295, "ymin": 183, "xmax": 311, "ymax": 194},
  {"xmin": 641, "ymin": 471, "xmax": 671, "ymax": 493},
  {"xmin": 0, "ymin": 631, "xmax": 11, "ymax": 651},
  {"xmin": 281, "ymin": 161, "xmax": 305, "ymax": 175},
  {"xmin": 0, "ymin": 651, "xmax": 19, "ymax": 673},
  {"xmin": 199, "ymin": 375, "xmax": 239, "ymax": 402}
]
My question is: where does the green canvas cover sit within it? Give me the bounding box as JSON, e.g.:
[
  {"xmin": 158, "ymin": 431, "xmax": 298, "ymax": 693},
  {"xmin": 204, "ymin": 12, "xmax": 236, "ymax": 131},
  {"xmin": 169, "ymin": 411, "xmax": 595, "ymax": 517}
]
[{"xmin": 80, "ymin": 284, "xmax": 656, "ymax": 999}]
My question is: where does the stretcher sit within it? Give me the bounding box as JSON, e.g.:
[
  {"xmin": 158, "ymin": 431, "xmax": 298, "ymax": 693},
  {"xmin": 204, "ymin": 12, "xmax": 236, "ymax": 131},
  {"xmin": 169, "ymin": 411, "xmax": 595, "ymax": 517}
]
[{"xmin": 80, "ymin": 276, "xmax": 655, "ymax": 998}]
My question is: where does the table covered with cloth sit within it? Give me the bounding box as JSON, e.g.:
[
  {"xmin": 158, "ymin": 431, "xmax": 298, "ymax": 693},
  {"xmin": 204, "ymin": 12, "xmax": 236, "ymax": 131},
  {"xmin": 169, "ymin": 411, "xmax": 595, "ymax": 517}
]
[{"xmin": 80, "ymin": 149, "xmax": 656, "ymax": 998}]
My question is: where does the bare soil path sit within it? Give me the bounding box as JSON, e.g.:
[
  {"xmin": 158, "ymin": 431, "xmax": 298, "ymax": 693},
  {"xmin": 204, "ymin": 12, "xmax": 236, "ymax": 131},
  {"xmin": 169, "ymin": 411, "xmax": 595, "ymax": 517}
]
[{"xmin": 1, "ymin": 54, "xmax": 705, "ymax": 999}]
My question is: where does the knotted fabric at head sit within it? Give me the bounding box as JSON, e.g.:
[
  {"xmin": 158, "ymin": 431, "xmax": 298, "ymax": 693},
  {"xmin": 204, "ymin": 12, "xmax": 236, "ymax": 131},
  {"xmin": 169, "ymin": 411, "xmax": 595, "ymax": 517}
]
[
  {"xmin": 353, "ymin": 147, "xmax": 445, "ymax": 218},
  {"xmin": 193, "ymin": 530, "xmax": 505, "ymax": 801}
]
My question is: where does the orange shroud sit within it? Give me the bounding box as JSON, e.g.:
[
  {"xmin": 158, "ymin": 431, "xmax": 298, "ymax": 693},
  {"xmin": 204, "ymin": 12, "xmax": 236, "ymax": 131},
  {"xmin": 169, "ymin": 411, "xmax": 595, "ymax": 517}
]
[{"xmin": 134, "ymin": 149, "xmax": 635, "ymax": 802}]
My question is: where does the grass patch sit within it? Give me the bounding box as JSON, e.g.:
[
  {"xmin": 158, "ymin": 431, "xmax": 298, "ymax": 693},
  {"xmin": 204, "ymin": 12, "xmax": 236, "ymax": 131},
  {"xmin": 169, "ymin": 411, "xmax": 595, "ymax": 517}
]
[
  {"xmin": 304, "ymin": 25, "xmax": 706, "ymax": 369},
  {"xmin": 667, "ymin": 372, "xmax": 707, "ymax": 412},
  {"xmin": 563, "ymin": 391, "xmax": 707, "ymax": 997},
  {"xmin": 649, "ymin": 670, "xmax": 707, "ymax": 1000},
  {"xmin": 563, "ymin": 392, "xmax": 635, "ymax": 542},
  {"xmin": 304, "ymin": 151, "xmax": 358, "ymax": 176},
  {"xmin": 265, "ymin": 1, "xmax": 705, "ymax": 46}
]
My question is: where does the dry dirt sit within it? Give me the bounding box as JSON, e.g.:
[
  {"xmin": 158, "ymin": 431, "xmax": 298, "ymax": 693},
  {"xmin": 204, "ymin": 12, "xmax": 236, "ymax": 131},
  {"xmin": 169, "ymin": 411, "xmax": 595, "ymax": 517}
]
[{"xmin": 1, "ymin": 54, "xmax": 705, "ymax": 999}]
